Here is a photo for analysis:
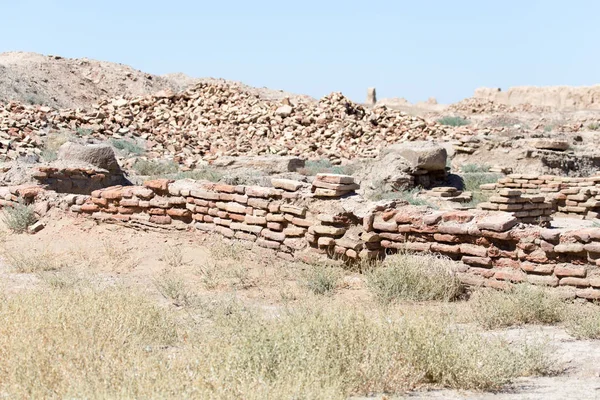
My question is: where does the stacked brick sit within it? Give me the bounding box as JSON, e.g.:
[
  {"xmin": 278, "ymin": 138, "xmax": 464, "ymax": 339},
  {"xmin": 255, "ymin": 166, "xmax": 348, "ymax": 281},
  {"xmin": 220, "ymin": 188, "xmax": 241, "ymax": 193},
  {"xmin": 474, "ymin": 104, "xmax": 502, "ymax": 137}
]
[
  {"xmin": 553, "ymin": 187, "xmax": 600, "ymax": 219},
  {"xmin": 482, "ymin": 174, "xmax": 600, "ymax": 219},
  {"xmin": 32, "ymin": 166, "xmax": 126, "ymax": 195},
  {"xmin": 5, "ymin": 175, "xmax": 600, "ymax": 300},
  {"xmin": 422, "ymin": 187, "xmax": 473, "ymax": 205},
  {"xmin": 477, "ymin": 189, "xmax": 553, "ymax": 225},
  {"xmin": 485, "ymin": 174, "xmax": 600, "ymax": 195},
  {"xmin": 367, "ymin": 208, "xmax": 600, "ymax": 300},
  {"xmin": 312, "ymin": 174, "xmax": 358, "ymax": 198}
]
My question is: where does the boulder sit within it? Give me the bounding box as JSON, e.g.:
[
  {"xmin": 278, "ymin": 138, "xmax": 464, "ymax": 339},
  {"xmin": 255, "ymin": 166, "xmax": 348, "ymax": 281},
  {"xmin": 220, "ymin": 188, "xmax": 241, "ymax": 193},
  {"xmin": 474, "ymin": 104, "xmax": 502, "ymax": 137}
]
[
  {"xmin": 381, "ymin": 141, "xmax": 447, "ymax": 171},
  {"xmin": 274, "ymin": 105, "xmax": 293, "ymax": 118},
  {"xmin": 57, "ymin": 142, "xmax": 121, "ymax": 172}
]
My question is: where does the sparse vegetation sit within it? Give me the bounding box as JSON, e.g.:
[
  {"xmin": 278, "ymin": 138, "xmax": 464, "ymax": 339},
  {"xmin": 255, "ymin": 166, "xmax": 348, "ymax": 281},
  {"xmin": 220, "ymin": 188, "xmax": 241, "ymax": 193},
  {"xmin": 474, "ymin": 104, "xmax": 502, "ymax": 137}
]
[
  {"xmin": 470, "ymin": 284, "xmax": 565, "ymax": 329},
  {"xmin": 41, "ymin": 131, "xmax": 74, "ymax": 161},
  {"xmin": 75, "ymin": 127, "xmax": 93, "ymax": 136},
  {"xmin": 366, "ymin": 253, "xmax": 462, "ymax": 304},
  {"xmin": 461, "ymin": 172, "xmax": 503, "ymax": 206},
  {"xmin": 172, "ymin": 167, "xmax": 223, "ymax": 182},
  {"xmin": 301, "ymin": 263, "xmax": 342, "ymax": 295},
  {"xmin": 369, "ymin": 186, "xmax": 435, "ymax": 207},
  {"xmin": 587, "ymin": 122, "xmax": 600, "ymax": 131},
  {"xmin": 297, "ymin": 159, "xmax": 356, "ymax": 176},
  {"xmin": 2, "ymin": 202, "xmax": 37, "ymax": 233},
  {"xmin": 544, "ymin": 125, "xmax": 554, "ymax": 132},
  {"xmin": 0, "ymin": 283, "xmax": 554, "ymax": 398},
  {"xmin": 461, "ymin": 163, "xmax": 490, "ymax": 173},
  {"xmin": 564, "ymin": 303, "xmax": 600, "ymax": 339},
  {"xmin": 154, "ymin": 270, "xmax": 195, "ymax": 307},
  {"xmin": 133, "ymin": 159, "xmax": 179, "ymax": 176},
  {"xmin": 2, "ymin": 248, "xmax": 67, "ymax": 273},
  {"xmin": 437, "ymin": 116, "xmax": 470, "ymax": 127},
  {"xmin": 111, "ymin": 138, "xmax": 145, "ymax": 155}
]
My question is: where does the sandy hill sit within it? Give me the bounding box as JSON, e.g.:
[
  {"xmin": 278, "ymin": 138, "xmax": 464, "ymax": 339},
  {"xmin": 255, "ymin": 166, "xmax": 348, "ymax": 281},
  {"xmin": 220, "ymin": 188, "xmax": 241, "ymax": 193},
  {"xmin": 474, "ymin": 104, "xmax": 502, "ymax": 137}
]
[
  {"xmin": 0, "ymin": 52, "xmax": 195, "ymax": 109},
  {"xmin": 0, "ymin": 52, "xmax": 312, "ymax": 110}
]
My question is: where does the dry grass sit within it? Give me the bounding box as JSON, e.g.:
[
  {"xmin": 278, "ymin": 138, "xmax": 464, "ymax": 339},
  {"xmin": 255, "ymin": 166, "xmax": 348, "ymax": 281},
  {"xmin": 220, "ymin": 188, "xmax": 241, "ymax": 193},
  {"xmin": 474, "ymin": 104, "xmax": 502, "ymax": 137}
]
[
  {"xmin": 2, "ymin": 203, "xmax": 37, "ymax": 233},
  {"xmin": 1, "ymin": 247, "xmax": 68, "ymax": 273},
  {"xmin": 301, "ymin": 263, "xmax": 343, "ymax": 295},
  {"xmin": 564, "ymin": 303, "xmax": 600, "ymax": 339},
  {"xmin": 366, "ymin": 253, "xmax": 463, "ymax": 304},
  {"xmin": 0, "ymin": 283, "xmax": 553, "ymax": 399},
  {"xmin": 470, "ymin": 284, "xmax": 565, "ymax": 329}
]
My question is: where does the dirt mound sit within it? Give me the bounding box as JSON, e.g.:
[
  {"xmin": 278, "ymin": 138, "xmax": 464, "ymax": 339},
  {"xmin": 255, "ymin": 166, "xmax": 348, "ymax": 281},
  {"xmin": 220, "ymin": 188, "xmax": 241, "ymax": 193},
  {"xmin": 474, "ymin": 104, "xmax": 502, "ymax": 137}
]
[{"xmin": 474, "ymin": 86, "xmax": 600, "ymax": 111}]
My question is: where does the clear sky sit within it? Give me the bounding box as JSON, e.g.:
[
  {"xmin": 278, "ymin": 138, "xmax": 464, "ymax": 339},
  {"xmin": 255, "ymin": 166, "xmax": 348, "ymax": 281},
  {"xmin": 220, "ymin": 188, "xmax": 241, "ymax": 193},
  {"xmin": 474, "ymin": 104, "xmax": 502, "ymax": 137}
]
[{"xmin": 2, "ymin": 0, "xmax": 599, "ymax": 104}]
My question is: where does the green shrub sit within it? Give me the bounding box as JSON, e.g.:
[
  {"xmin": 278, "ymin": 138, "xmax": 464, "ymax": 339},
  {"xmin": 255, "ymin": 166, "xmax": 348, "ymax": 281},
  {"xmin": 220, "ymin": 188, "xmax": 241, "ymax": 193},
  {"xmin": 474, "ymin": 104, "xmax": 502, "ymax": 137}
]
[
  {"xmin": 470, "ymin": 284, "xmax": 564, "ymax": 329},
  {"xmin": 437, "ymin": 116, "xmax": 470, "ymax": 127},
  {"xmin": 544, "ymin": 125, "xmax": 554, "ymax": 132},
  {"xmin": 2, "ymin": 203, "xmax": 37, "ymax": 233},
  {"xmin": 133, "ymin": 159, "xmax": 179, "ymax": 176},
  {"xmin": 587, "ymin": 123, "xmax": 600, "ymax": 131},
  {"xmin": 111, "ymin": 139, "xmax": 144, "ymax": 155},
  {"xmin": 75, "ymin": 127, "xmax": 93, "ymax": 136},
  {"xmin": 301, "ymin": 264, "xmax": 342, "ymax": 295},
  {"xmin": 366, "ymin": 253, "xmax": 462, "ymax": 304}
]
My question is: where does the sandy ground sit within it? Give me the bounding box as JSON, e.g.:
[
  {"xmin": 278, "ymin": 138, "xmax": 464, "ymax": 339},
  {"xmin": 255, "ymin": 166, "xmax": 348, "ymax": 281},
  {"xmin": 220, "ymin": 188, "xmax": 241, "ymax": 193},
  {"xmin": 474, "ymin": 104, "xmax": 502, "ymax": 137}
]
[{"xmin": 1, "ymin": 213, "xmax": 600, "ymax": 399}]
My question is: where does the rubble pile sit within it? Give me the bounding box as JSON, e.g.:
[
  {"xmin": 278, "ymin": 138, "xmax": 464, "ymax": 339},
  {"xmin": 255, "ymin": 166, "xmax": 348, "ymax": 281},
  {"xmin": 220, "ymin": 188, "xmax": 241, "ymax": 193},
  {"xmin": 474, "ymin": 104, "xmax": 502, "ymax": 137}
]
[
  {"xmin": 0, "ymin": 83, "xmax": 451, "ymax": 164},
  {"xmin": 448, "ymin": 98, "xmax": 551, "ymax": 114}
]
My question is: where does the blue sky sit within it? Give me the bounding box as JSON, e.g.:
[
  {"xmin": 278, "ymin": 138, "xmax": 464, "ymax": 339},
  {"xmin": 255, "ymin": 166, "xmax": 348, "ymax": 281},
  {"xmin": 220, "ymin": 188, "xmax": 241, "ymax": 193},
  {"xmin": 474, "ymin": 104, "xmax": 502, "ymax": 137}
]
[{"xmin": 2, "ymin": 0, "xmax": 599, "ymax": 103}]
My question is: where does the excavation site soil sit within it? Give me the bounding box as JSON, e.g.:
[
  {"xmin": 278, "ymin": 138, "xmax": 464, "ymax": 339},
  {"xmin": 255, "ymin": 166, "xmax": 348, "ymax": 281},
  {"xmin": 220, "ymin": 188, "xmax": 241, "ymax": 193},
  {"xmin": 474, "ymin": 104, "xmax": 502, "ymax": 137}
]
[{"xmin": 1, "ymin": 52, "xmax": 600, "ymax": 399}]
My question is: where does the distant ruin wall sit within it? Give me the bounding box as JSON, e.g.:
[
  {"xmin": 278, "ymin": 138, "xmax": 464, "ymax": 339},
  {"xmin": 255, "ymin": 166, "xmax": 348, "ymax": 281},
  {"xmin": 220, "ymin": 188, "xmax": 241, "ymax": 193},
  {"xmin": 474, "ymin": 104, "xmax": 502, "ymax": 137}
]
[{"xmin": 474, "ymin": 86, "xmax": 600, "ymax": 111}]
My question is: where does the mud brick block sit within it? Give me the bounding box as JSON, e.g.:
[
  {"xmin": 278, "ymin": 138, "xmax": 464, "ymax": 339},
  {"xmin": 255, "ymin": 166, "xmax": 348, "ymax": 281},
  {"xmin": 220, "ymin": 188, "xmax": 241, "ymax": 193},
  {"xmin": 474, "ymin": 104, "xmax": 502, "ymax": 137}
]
[
  {"xmin": 271, "ymin": 178, "xmax": 304, "ymax": 192},
  {"xmin": 261, "ymin": 229, "xmax": 286, "ymax": 242},
  {"xmin": 313, "ymin": 180, "xmax": 359, "ymax": 191},
  {"xmin": 434, "ymin": 233, "xmax": 461, "ymax": 243},
  {"xmin": 80, "ymin": 203, "xmax": 100, "ymax": 213},
  {"xmin": 477, "ymin": 214, "xmax": 518, "ymax": 232},
  {"xmin": 431, "ymin": 243, "xmax": 461, "ymax": 254},
  {"xmin": 489, "ymin": 196, "xmax": 519, "ymax": 204},
  {"xmin": 460, "ymin": 244, "xmax": 488, "ymax": 257},
  {"xmin": 373, "ymin": 220, "xmax": 398, "ymax": 232},
  {"xmin": 230, "ymin": 223, "xmax": 263, "ymax": 235},
  {"xmin": 267, "ymin": 222, "xmax": 284, "ymax": 231},
  {"xmin": 266, "ymin": 213, "xmax": 285, "ymax": 223},
  {"xmin": 555, "ymin": 264, "xmax": 587, "ymax": 278},
  {"xmin": 291, "ymin": 217, "xmax": 314, "ymax": 228},
  {"xmin": 468, "ymin": 267, "xmax": 495, "ymax": 278},
  {"xmin": 478, "ymin": 202, "xmax": 499, "ymax": 210},
  {"xmin": 215, "ymin": 225, "xmax": 235, "ymax": 238},
  {"xmin": 246, "ymin": 186, "xmax": 280, "ymax": 198},
  {"xmin": 575, "ymin": 288, "xmax": 600, "ymax": 300},
  {"xmin": 214, "ymin": 218, "xmax": 232, "ymax": 227},
  {"xmin": 442, "ymin": 211, "xmax": 474, "ymax": 223},
  {"xmin": 268, "ymin": 201, "xmax": 281, "ymax": 213},
  {"xmin": 554, "ymin": 243, "xmax": 585, "ymax": 254},
  {"xmin": 150, "ymin": 215, "xmax": 172, "ymax": 225},
  {"xmin": 219, "ymin": 193, "xmax": 235, "ymax": 201},
  {"xmin": 336, "ymin": 238, "xmax": 363, "ymax": 252},
  {"xmin": 361, "ymin": 232, "xmax": 380, "ymax": 243},
  {"xmin": 280, "ymin": 204, "xmax": 306, "ymax": 217},
  {"xmin": 203, "ymin": 215, "xmax": 214, "ymax": 223},
  {"xmin": 559, "ymin": 277, "xmax": 590, "ymax": 288},
  {"xmin": 167, "ymin": 208, "xmax": 192, "ymax": 218},
  {"xmin": 192, "ymin": 214, "xmax": 205, "ymax": 221},
  {"xmin": 120, "ymin": 198, "xmax": 140, "ymax": 207},
  {"xmin": 494, "ymin": 269, "xmax": 525, "ymax": 282},
  {"xmin": 232, "ymin": 194, "xmax": 248, "ymax": 204},
  {"xmin": 245, "ymin": 215, "xmax": 267, "ymax": 225},
  {"xmin": 318, "ymin": 237, "xmax": 335, "ymax": 247},
  {"xmin": 234, "ymin": 232, "xmax": 257, "ymax": 242},
  {"xmin": 190, "ymin": 189, "xmax": 220, "ymax": 201},
  {"xmin": 498, "ymin": 204, "xmax": 523, "ymax": 211},
  {"xmin": 312, "ymin": 225, "xmax": 346, "ymax": 236},
  {"xmin": 462, "ymin": 256, "xmax": 492, "ymax": 268},
  {"xmin": 92, "ymin": 197, "xmax": 108, "ymax": 207},
  {"xmin": 315, "ymin": 173, "xmax": 354, "ymax": 185},
  {"xmin": 247, "ymin": 197, "xmax": 270, "ymax": 209},
  {"xmin": 520, "ymin": 262, "xmax": 554, "ymax": 274},
  {"xmin": 224, "ymin": 202, "xmax": 247, "ymax": 214}
]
